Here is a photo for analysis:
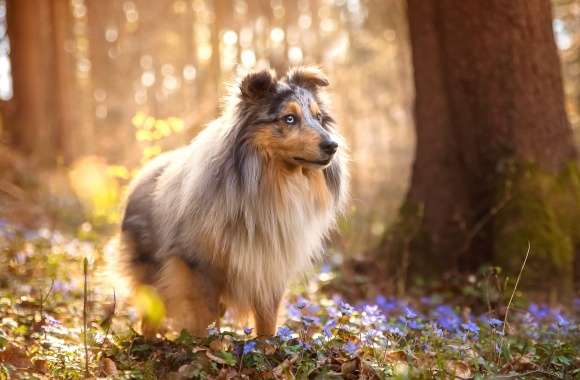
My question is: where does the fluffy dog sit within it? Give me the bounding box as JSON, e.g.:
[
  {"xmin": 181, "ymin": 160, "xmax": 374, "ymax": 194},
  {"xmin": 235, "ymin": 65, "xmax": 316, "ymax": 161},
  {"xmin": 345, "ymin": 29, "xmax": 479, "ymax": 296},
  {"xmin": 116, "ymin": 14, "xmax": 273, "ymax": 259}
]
[{"xmin": 119, "ymin": 66, "xmax": 348, "ymax": 336}]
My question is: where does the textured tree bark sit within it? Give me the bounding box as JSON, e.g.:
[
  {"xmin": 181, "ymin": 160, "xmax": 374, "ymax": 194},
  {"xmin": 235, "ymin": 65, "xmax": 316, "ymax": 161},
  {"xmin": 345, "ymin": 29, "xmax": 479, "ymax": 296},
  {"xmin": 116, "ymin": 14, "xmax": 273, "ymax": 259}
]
[{"xmin": 379, "ymin": 0, "xmax": 578, "ymax": 295}]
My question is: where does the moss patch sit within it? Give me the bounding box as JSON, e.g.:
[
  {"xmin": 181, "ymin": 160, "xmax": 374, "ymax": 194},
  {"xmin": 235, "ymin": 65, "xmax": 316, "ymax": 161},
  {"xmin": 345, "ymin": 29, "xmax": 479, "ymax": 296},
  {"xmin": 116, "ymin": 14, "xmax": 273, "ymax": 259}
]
[{"xmin": 493, "ymin": 162, "xmax": 580, "ymax": 297}]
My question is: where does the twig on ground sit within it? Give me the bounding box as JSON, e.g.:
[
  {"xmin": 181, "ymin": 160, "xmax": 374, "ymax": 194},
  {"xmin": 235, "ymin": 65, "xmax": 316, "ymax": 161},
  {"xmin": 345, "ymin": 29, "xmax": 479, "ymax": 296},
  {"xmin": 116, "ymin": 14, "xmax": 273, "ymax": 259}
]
[
  {"xmin": 491, "ymin": 369, "xmax": 560, "ymax": 379},
  {"xmin": 83, "ymin": 257, "xmax": 89, "ymax": 378},
  {"xmin": 502, "ymin": 242, "xmax": 531, "ymax": 336},
  {"xmin": 496, "ymin": 242, "xmax": 531, "ymax": 366},
  {"xmin": 98, "ymin": 289, "xmax": 116, "ymax": 353},
  {"xmin": 39, "ymin": 279, "xmax": 55, "ymax": 318}
]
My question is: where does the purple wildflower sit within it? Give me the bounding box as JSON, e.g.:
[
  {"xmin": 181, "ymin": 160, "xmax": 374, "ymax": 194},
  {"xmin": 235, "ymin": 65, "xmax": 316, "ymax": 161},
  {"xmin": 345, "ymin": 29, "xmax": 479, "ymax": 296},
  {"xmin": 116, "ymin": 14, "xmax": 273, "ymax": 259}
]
[
  {"xmin": 207, "ymin": 326, "xmax": 219, "ymax": 336},
  {"xmin": 243, "ymin": 326, "xmax": 253, "ymax": 335},
  {"xmin": 44, "ymin": 314, "xmax": 61, "ymax": 326},
  {"xmin": 403, "ymin": 306, "xmax": 418, "ymax": 319},
  {"xmin": 462, "ymin": 321, "xmax": 480, "ymax": 335},
  {"xmin": 301, "ymin": 315, "xmax": 320, "ymax": 327},
  {"xmin": 362, "ymin": 304, "xmax": 384, "ymax": 325},
  {"xmin": 362, "ymin": 329, "xmax": 379, "ymax": 344},
  {"xmin": 276, "ymin": 325, "xmax": 294, "ymax": 341},
  {"xmin": 528, "ymin": 303, "xmax": 551, "ymax": 319},
  {"xmin": 480, "ymin": 316, "xmax": 503, "ymax": 328},
  {"xmin": 552, "ymin": 312, "xmax": 572, "ymax": 333},
  {"xmin": 431, "ymin": 324, "xmax": 445, "ymax": 337},
  {"xmin": 431, "ymin": 305, "xmax": 461, "ymax": 331},
  {"xmin": 337, "ymin": 299, "xmax": 355, "ymax": 316},
  {"xmin": 323, "ymin": 319, "xmax": 337, "ymax": 337},
  {"xmin": 243, "ymin": 341, "xmax": 257, "ymax": 354},
  {"xmin": 343, "ymin": 341, "xmax": 359, "ymax": 355},
  {"xmin": 375, "ymin": 296, "xmax": 399, "ymax": 314},
  {"xmin": 408, "ymin": 319, "xmax": 424, "ymax": 330},
  {"xmin": 385, "ymin": 325, "xmax": 406, "ymax": 337}
]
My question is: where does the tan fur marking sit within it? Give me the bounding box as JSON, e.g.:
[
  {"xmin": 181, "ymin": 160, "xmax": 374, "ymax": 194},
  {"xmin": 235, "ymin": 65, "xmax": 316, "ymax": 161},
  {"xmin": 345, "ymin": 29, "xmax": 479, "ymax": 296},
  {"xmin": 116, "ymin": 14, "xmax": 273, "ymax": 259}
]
[
  {"xmin": 252, "ymin": 127, "xmax": 277, "ymax": 158},
  {"xmin": 310, "ymin": 101, "xmax": 321, "ymax": 117},
  {"xmin": 156, "ymin": 256, "xmax": 222, "ymax": 336},
  {"xmin": 253, "ymin": 300, "xmax": 281, "ymax": 336},
  {"xmin": 252, "ymin": 122, "xmax": 323, "ymax": 169},
  {"xmin": 253, "ymin": 126, "xmax": 321, "ymax": 162},
  {"xmin": 306, "ymin": 169, "xmax": 332, "ymax": 210},
  {"xmin": 281, "ymin": 101, "xmax": 302, "ymax": 119}
]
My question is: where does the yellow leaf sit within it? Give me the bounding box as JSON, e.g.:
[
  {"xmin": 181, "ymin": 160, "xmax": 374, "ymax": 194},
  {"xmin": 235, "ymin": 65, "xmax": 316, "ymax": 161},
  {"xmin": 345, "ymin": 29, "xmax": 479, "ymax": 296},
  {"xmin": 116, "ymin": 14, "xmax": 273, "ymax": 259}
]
[
  {"xmin": 169, "ymin": 117, "xmax": 185, "ymax": 132},
  {"xmin": 155, "ymin": 120, "xmax": 172, "ymax": 137},
  {"xmin": 106, "ymin": 165, "xmax": 130, "ymax": 180},
  {"xmin": 136, "ymin": 130, "xmax": 153, "ymax": 141},
  {"xmin": 131, "ymin": 111, "xmax": 147, "ymax": 127},
  {"xmin": 144, "ymin": 116, "xmax": 156, "ymax": 130},
  {"xmin": 143, "ymin": 145, "xmax": 162, "ymax": 160},
  {"xmin": 133, "ymin": 286, "xmax": 166, "ymax": 328}
]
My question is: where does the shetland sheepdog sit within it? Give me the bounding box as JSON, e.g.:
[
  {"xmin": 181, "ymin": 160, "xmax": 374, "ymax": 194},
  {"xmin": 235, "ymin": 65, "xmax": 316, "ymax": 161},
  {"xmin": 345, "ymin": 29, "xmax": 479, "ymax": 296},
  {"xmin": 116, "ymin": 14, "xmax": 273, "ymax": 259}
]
[{"xmin": 119, "ymin": 66, "xmax": 348, "ymax": 336}]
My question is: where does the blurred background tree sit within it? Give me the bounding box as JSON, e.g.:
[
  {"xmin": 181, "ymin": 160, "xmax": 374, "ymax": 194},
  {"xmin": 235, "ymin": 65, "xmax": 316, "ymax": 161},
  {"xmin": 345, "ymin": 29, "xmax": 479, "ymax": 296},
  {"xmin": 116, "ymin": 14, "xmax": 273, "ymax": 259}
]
[{"xmin": 0, "ymin": 0, "xmax": 579, "ymax": 297}]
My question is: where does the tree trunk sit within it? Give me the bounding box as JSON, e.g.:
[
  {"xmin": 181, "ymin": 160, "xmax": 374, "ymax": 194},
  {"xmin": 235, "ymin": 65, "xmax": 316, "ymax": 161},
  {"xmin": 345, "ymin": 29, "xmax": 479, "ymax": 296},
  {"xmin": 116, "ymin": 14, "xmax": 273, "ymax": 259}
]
[
  {"xmin": 6, "ymin": 0, "xmax": 80, "ymax": 166},
  {"xmin": 51, "ymin": 0, "xmax": 82, "ymax": 164},
  {"xmin": 379, "ymin": 0, "xmax": 579, "ymax": 296},
  {"xmin": 6, "ymin": 0, "xmax": 59, "ymax": 165}
]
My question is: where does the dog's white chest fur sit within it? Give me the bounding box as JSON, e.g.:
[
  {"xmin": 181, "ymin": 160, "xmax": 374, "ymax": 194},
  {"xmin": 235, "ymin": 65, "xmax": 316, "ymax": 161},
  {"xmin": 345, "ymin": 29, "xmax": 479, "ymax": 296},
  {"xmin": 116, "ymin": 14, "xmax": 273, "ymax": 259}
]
[{"xmin": 226, "ymin": 172, "xmax": 335, "ymax": 311}]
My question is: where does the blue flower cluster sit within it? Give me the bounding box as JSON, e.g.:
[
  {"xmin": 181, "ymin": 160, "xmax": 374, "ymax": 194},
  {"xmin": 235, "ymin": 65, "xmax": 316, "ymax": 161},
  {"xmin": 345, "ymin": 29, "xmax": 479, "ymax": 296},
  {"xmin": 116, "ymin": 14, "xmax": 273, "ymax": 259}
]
[{"xmin": 273, "ymin": 293, "xmax": 579, "ymax": 354}]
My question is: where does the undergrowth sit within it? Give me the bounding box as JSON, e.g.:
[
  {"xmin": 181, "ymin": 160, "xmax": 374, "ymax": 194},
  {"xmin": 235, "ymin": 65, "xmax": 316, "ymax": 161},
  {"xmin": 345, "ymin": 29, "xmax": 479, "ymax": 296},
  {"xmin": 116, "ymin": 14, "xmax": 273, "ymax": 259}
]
[{"xmin": 0, "ymin": 222, "xmax": 579, "ymax": 379}]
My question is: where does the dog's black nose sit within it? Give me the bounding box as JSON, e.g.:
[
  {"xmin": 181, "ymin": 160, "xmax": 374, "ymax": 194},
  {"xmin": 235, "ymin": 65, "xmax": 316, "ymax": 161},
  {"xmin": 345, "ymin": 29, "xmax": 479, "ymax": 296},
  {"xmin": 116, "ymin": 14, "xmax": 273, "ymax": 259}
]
[{"xmin": 320, "ymin": 139, "xmax": 338, "ymax": 155}]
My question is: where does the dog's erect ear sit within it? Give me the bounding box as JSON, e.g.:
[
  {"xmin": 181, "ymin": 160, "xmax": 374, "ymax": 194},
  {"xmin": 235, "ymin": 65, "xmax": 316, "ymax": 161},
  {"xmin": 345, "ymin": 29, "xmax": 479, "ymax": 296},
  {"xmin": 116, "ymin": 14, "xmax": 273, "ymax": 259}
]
[
  {"xmin": 240, "ymin": 69, "xmax": 277, "ymax": 101},
  {"xmin": 285, "ymin": 66, "xmax": 329, "ymax": 89}
]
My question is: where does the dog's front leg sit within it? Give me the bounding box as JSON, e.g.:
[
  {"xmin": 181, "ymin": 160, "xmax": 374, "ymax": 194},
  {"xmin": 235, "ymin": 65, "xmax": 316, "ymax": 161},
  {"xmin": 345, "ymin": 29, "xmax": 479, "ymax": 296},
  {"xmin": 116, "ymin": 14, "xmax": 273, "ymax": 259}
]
[{"xmin": 253, "ymin": 293, "xmax": 282, "ymax": 337}]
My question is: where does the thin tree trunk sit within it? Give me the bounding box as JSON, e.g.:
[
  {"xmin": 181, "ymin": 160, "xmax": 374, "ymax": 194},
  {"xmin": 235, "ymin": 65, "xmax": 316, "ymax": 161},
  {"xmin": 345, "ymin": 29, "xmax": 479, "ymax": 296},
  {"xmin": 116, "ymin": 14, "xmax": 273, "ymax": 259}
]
[
  {"xmin": 51, "ymin": 0, "xmax": 81, "ymax": 164},
  {"xmin": 6, "ymin": 0, "xmax": 59, "ymax": 165}
]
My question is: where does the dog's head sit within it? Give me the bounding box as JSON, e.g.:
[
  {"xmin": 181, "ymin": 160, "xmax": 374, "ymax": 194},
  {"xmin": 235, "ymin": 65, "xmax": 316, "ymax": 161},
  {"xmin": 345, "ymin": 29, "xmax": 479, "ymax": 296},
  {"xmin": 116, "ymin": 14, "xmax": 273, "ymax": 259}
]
[{"xmin": 235, "ymin": 66, "xmax": 338, "ymax": 169}]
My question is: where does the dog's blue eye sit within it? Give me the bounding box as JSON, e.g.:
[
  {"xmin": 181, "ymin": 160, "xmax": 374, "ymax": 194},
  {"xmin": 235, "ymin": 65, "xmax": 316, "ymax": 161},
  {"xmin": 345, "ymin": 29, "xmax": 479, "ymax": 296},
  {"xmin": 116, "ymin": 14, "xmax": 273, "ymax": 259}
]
[{"xmin": 284, "ymin": 115, "xmax": 297, "ymax": 125}]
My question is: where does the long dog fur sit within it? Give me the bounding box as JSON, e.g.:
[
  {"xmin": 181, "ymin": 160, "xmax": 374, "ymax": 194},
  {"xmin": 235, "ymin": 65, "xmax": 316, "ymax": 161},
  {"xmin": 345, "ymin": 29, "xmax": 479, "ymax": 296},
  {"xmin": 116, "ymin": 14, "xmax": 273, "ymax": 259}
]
[{"xmin": 119, "ymin": 66, "xmax": 348, "ymax": 335}]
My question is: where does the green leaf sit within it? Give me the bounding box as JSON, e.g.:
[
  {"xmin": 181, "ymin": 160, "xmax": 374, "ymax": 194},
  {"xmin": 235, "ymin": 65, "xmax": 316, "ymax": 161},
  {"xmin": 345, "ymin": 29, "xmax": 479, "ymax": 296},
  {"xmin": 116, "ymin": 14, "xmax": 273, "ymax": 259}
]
[{"xmin": 217, "ymin": 351, "xmax": 237, "ymax": 366}]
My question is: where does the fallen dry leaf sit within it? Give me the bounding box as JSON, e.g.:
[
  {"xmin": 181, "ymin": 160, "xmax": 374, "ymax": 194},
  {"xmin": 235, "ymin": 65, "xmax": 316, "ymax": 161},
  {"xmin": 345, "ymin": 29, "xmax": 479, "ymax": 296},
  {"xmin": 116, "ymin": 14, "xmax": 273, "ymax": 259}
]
[
  {"xmin": 0, "ymin": 343, "xmax": 32, "ymax": 369},
  {"xmin": 500, "ymin": 353, "xmax": 537, "ymax": 374},
  {"xmin": 384, "ymin": 350, "xmax": 407, "ymax": 363},
  {"xmin": 100, "ymin": 358, "xmax": 118, "ymax": 376},
  {"xmin": 341, "ymin": 357, "xmax": 360, "ymax": 376},
  {"xmin": 445, "ymin": 360, "xmax": 472, "ymax": 379},
  {"xmin": 272, "ymin": 356, "xmax": 299, "ymax": 378},
  {"xmin": 33, "ymin": 359, "xmax": 48, "ymax": 374},
  {"xmin": 206, "ymin": 350, "xmax": 230, "ymax": 366},
  {"xmin": 259, "ymin": 341, "xmax": 277, "ymax": 355},
  {"xmin": 209, "ymin": 336, "xmax": 232, "ymax": 352}
]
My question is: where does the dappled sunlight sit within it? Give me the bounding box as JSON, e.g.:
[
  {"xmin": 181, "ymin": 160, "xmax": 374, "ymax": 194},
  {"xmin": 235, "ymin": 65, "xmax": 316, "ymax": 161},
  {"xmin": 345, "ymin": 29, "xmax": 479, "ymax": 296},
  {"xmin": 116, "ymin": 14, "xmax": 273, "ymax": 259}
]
[
  {"xmin": 68, "ymin": 156, "xmax": 121, "ymax": 225},
  {"xmin": 1, "ymin": 0, "xmax": 580, "ymax": 378}
]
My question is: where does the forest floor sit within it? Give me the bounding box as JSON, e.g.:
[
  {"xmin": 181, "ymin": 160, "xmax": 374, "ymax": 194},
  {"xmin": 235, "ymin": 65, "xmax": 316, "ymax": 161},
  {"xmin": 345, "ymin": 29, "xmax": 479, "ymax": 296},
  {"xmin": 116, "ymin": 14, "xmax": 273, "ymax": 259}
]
[{"xmin": 0, "ymin": 222, "xmax": 579, "ymax": 379}]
